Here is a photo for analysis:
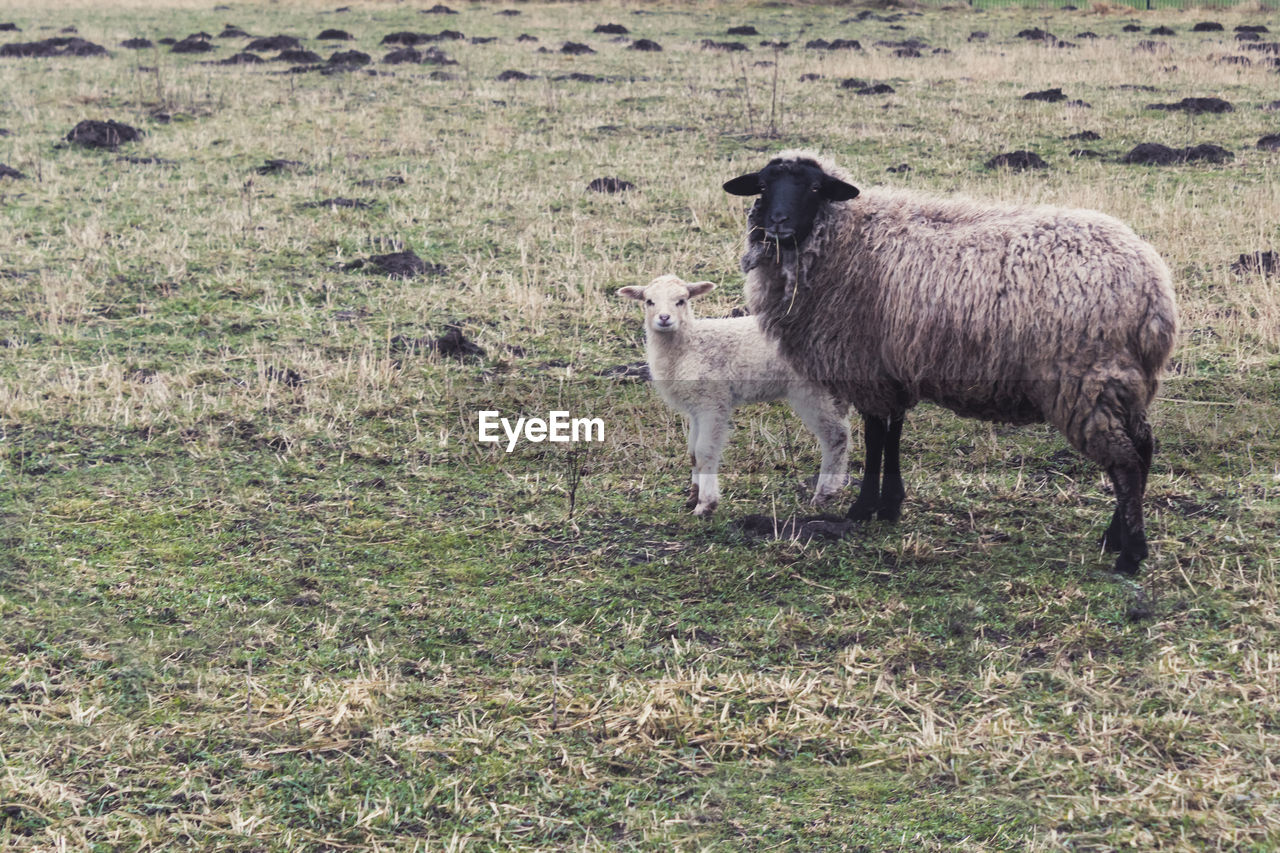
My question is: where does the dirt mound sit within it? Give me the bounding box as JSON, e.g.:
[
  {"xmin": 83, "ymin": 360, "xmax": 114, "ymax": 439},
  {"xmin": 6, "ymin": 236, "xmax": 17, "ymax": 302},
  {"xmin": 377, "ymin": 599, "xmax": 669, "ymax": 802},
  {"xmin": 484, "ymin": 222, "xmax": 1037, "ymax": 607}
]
[
  {"xmin": 1193, "ymin": 21, "xmax": 1224, "ymax": 32},
  {"xmin": 327, "ymin": 49, "xmax": 369, "ymax": 66},
  {"xmin": 428, "ymin": 325, "xmax": 484, "ymax": 360},
  {"xmin": 1258, "ymin": 134, "xmax": 1280, "ymax": 150},
  {"xmin": 496, "ymin": 9, "xmax": 521, "ymax": 16},
  {"xmin": 0, "ymin": 23, "xmax": 19, "ymax": 31},
  {"xmin": 219, "ymin": 52, "xmax": 263, "ymax": 64},
  {"xmin": 1016, "ymin": 28, "xmax": 1054, "ymax": 41},
  {"xmin": 556, "ymin": 72, "xmax": 607, "ymax": 83},
  {"xmin": 1236, "ymin": 32, "xmax": 1261, "ymax": 42},
  {"xmin": 728, "ymin": 25, "xmax": 759, "ymax": 36},
  {"xmin": 594, "ymin": 23, "xmax": 628, "ymax": 35},
  {"xmin": 806, "ymin": 38, "xmax": 861, "ymax": 50},
  {"xmin": 1236, "ymin": 24, "xmax": 1269, "ymax": 33},
  {"xmin": 968, "ymin": 31, "xmax": 988, "ymax": 41},
  {"xmin": 1121, "ymin": 142, "xmax": 1232, "ymax": 164},
  {"xmin": 496, "ymin": 69, "xmax": 533, "ymax": 81},
  {"xmin": 1024, "ymin": 87, "xmax": 1067, "ymax": 102},
  {"xmin": 219, "ymin": 26, "xmax": 251, "ymax": 38},
  {"xmin": 847, "ymin": 82, "xmax": 894, "ymax": 95},
  {"xmin": 1123, "ymin": 24, "xmax": 1142, "ymax": 33},
  {"xmin": 246, "ymin": 34, "xmax": 300, "ymax": 51},
  {"xmin": 254, "ymin": 158, "xmax": 303, "ymax": 174},
  {"xmin": 629, "ymin": 38, "xmax": 662, "ymax": 51},
  {"xmin": 424, "ymin": 4, "xmax": 457, "ymax": 12},
  {"xmin": 318, "ymin": 29, "xmax": 352, "ymax": 40},
  {"xmin": 382, "ymin": 46, "xmax": 455, "ymax": 65},
  {"xmin": 65, "ymin": 119, "xmax": 142, "ymax": 149},
  {"xmin": 587, "ymin": 176, "xmax": 635, "ymax": 193},
  {"xmin": 985, "ymin": 150, "xmax": 1048, "ymax": 170},
  {"xmin": 1146, "ymin": 97, "xmax": 1233, "ymax": 114},
  {"xmin": 171, "ymin": 35, "xmax": 213, "ymax": 53},
  {"xmin": 348, "ymin": 250, "xmax": 444, "ymax": 278},
  {"xmin": 1231, "ymin": 250, "xmax": 1279, "ymax": 276},
  {"xmin": 561, "ymin": 41, "xmax": 595, "ymax": 54},
  {"xmin": 273, "ymin": 48, "xmax": 322, "ymax": 63},
  {"xmin": 1150, "ymin": 26, "xmax": 1176, "ymax": 36},
  {"xmin": 738, "ymin": 514, "xmax": 853, "ymax": 543},
  {"xmin": 121, "ymin": 38, "xmax": 152, "ymax": 49},
  {"xmin": 0, "ymin": 163, "xmax": 26, "ymax": 179},
  {"xmin": 702, "ymin": 40, "xmax": 747, "ymax": 51},
  {"xmin": 1, "ymin": 37, "xmax": 108, "ymax": 57},
  {"xmin": 1066, "ymin": 130, "xmax": 1101, "ymax": 140}
]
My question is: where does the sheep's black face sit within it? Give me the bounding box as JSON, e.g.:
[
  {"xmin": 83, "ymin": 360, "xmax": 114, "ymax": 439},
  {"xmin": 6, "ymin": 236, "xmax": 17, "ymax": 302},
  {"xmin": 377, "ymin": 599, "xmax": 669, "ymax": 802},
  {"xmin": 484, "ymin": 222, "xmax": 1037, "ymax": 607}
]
[{"xmin": 723, "ymin": 159, "xmax": 859, "ymax": 248}]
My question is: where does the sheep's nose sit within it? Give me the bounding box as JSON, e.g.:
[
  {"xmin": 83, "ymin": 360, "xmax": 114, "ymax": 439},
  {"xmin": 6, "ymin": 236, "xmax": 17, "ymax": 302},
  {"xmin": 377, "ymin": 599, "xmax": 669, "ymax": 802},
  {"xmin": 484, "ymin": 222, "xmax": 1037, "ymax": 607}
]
[
  {"xmin": 770, "ymin": 211, "xmax": 789, "ymax": 223},
  {"xmin": 657, "ymin": 313, "xmax": 671, "ymax": 323}
]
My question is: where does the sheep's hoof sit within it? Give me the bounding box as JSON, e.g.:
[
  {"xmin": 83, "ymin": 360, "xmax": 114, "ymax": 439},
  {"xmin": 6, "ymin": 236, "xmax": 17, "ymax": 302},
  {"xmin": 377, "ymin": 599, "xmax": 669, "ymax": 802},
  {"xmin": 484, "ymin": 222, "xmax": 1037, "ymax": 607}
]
[
  {"xmin": 684, "ymin": 483, "xmax": 700, "ymax": 510},
  {"xmin": 875, "ymin": 503, "xmax": 902, "ymax": 522},
  {"xmin": 693, "ymin": 501, "xmax": 718, "ymax": 518},
  {"xmin": 1100, "ymin": 521, "xmax": 1123, "ymax": 553}
]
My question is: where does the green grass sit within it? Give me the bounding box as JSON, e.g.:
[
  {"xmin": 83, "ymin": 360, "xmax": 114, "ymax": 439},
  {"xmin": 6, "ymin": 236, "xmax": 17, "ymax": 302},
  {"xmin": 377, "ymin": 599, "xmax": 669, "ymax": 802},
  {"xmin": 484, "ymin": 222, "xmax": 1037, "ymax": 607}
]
[{"xmin": 2, "ymin": 0, "xmax": 1280, "ymax": 850}]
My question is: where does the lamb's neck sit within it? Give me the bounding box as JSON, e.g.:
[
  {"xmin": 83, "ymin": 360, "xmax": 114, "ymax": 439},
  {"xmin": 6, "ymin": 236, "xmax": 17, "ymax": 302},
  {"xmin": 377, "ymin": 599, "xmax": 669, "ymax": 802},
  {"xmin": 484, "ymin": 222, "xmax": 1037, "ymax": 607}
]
[{"xmin": 644, "ymin": 327, "xmax": 687, "ymax": 380}]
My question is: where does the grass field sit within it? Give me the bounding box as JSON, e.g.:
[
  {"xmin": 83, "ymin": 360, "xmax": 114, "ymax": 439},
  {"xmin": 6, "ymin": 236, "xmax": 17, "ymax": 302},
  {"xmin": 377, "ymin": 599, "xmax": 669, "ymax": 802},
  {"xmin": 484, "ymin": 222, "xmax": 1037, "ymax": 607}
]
[{"xmin": 2, "ymin": 0, "xmax": 1280, "ymax": 849}]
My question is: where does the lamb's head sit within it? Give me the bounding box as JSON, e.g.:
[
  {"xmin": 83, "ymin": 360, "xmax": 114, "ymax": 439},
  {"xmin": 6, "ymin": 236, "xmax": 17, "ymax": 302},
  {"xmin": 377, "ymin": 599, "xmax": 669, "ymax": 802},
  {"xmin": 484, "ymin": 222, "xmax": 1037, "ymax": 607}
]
[
  {"xmin": 617, "ymin": 275, "xmax": 715, "ymax": 335},
  {"xmin": 723, "ymin": 153, "xmax": 859, "ymax": 248}
]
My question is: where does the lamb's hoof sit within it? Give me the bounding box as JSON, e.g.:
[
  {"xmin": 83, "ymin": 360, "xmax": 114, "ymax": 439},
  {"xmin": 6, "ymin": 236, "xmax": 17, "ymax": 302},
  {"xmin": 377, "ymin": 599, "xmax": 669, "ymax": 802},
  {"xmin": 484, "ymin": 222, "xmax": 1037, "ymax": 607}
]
[
  {"xmin": 1100, "ymin": 523, "xmax": 1123, "ymax": 553},
  {"xmin": 845, "ymin": 500, "xmax": 877, "ymax": 522},
  {"xmin": 1113, "ymin": 552, "xmax": 1143, "ymax": 576},
  {"xmin": 875, "ymin": 503, "xmax": 903, "ymax": 522},
  {"xmin": 738, "ymin": 514, "xmax": 852, "ymax": 542},
  {"xmin": 684, "ymin": 483, "xmax": 700, "ymax": 511}
]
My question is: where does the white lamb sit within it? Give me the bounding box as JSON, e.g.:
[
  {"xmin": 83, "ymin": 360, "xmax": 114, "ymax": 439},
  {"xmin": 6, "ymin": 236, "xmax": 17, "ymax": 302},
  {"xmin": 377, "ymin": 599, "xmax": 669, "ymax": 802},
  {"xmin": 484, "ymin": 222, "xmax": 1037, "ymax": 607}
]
[{"xmin": 617, "ymin": 274, "xmax": 850, "ymax": 517}]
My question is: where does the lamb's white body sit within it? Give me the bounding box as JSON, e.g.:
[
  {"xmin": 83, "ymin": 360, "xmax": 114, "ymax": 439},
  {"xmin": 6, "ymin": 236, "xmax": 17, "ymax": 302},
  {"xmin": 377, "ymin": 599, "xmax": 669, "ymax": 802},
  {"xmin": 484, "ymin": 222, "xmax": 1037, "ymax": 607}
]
[{"xmin": 618, "ymin": 275, "xmax": 849, "ymax": 516}]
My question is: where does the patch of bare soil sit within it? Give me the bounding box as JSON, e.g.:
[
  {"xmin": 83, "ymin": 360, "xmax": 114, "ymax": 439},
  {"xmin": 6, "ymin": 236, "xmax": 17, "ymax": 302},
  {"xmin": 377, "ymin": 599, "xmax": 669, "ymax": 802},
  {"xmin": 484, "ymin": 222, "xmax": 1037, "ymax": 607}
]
[
  {"xmin": 0, "ymin": 163, "xmax": 25, "ymax": 179},
  {"xmin": 428, "ymin": 325, "xmax": 484, "ymax": 360},
  {"xmin": 64, "ymin": 119, "xmax": 142, "ymax": 149},
  {"xmin": 1258, "ymin": 134, "xmax": 1280, "ymax": 150}
]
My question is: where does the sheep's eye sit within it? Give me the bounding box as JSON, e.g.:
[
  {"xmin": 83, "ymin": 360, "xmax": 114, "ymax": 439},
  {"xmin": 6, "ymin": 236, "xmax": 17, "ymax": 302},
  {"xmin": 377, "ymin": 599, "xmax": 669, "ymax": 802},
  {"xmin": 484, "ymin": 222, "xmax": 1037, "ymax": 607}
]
[
  {"xmin": 645, "ymin": 299, "xmax": 653, "ymax": 306},
  {"xmin": 676, "ymin": 299, "xmax": 685, "ymax": 306}
]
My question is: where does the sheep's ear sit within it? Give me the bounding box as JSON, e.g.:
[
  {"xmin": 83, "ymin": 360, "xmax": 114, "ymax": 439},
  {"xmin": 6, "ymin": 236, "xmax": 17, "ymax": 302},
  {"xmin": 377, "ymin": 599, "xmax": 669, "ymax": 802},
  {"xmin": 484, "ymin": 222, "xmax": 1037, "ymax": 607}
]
[
  {"xmin": 685, "ymin": 281, "xmax": 715, "ymax": 298},
  {"xmin": 723, "ymin": 173, "xmax": 762, "ymax": 196},
  {"xmin": 616, "ymin": 286, "xmax": 646, "ymax": 301},
  {"xmin": 821, "ymin": 176, "xmax": 860, "ymax": 201}
]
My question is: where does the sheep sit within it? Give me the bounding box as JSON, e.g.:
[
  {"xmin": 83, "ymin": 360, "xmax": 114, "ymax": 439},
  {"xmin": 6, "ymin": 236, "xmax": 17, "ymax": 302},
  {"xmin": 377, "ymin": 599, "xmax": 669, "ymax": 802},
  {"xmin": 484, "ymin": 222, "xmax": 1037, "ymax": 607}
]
[
  {"xmin": 722, "ymin": 150, "xmax": 1178, "ymax": 574},
  {"xmin": 617, "ymin": 274, "xmax": 850, "ymax": 517}
]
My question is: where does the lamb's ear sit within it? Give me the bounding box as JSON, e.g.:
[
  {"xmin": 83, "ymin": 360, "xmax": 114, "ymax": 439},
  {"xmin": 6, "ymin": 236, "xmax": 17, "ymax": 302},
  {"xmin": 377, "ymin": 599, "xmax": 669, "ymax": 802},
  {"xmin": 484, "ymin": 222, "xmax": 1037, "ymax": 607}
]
[
  {"xmin": 821, "ymin": 176, "xmax": 860, "ymax": 201},
  {"xmin": 723, "ymin": 173, "xmax": 762, "ymax": 196},
  {"xmin": 616, "ymin": 286, "xmax": 646, "ymax": 301},
  {"xmin": 685, "ymin": 281, "xmax": 716, "ymax": 298}
]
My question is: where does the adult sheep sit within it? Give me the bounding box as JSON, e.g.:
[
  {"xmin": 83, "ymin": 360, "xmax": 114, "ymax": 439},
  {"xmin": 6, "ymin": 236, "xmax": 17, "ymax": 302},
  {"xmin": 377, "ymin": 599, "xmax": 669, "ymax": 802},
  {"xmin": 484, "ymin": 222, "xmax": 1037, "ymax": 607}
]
[{"xmin": 723, "ymin": 150, "xmax": 1177, "ymax": 574}]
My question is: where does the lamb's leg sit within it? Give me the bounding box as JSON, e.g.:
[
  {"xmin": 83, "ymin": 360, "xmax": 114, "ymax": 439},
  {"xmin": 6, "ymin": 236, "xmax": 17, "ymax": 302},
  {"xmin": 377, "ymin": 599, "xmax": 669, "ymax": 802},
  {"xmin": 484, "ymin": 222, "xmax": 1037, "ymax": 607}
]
[
  {"xmin": 877, "ymin": 417, "xmax": 906, "ymax": 521},
  {"xmin": 846, "ymin": 414, "xmax": 885, "ymax": 521},
  {"xmin": 685, "ymin": 417, "xmax": 701, "ymax": 510},
  {"xmin": 791, "ymin": 393, "xmax": 850, "ymax": 504},
  {"xmin": 691, "ymin": 410, "xmax": 729, "ymax": 517}
]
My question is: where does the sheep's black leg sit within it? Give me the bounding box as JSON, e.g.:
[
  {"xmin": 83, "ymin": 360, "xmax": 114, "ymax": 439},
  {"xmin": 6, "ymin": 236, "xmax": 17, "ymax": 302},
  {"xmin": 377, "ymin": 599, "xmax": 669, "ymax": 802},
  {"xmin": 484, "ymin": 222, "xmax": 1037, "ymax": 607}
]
[
  {"xmin": 1109, "ymin": 461, "xmax": 1148, "ymax": 575},
  {"xmin": 846, "ymin": 415, "xmax": 885, "ymax": 521},
  {"xmin": 877, "ymin": 417, "xmax": 906, "ymax": 522},
  {"xmin": 1101, "ymin": 418, "xmax": 1153, "ymax": 559}
]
